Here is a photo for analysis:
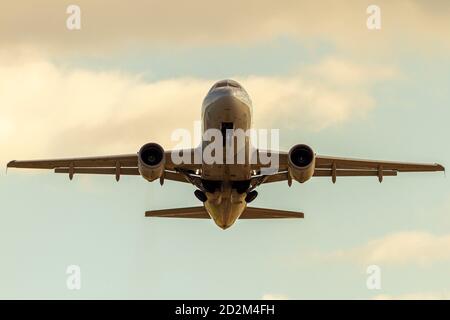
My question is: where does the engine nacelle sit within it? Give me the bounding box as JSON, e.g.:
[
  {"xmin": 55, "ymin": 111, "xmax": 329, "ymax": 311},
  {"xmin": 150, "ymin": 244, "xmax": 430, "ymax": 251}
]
[
  {"xmin": 288, "ymin": 144, "xmax": 316, "ymax": 183},
  {"xmin": 138, "ymin": 143, "xmax": 165, "ymax": 182}
]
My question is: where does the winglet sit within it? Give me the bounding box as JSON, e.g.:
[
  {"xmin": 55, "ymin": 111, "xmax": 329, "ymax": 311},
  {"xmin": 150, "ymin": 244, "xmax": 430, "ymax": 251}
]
[
  {"xmin": 435, "ymin": 163, "xmax": 446, "ymax": 177},
  {"xmin": 440, "ymin": 164, "xmax": 446, "ymax": 177},
  {"xmin": 6, "ymin": 160, "xmax": 15, "ymax": 174}
]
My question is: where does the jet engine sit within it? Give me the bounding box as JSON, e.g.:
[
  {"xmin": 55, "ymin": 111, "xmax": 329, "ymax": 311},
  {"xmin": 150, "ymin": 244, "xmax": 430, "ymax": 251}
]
[
  {"xmin": 138, "ymin": 143, "xmax": 165, "ymax": 182},
  {"xmin": 288, "ymin": 144, "xmax": 316, "ymax": 183}
]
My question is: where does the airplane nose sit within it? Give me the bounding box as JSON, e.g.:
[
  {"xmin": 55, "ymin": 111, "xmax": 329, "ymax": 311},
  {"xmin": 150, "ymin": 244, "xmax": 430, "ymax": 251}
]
[
  {"xmin": 211, "ymin": 87, "xmax": 235, "ymax": 99},
  {"xmin": 202, "ymin": 85, "xmax": 252, "ymax": 114}
]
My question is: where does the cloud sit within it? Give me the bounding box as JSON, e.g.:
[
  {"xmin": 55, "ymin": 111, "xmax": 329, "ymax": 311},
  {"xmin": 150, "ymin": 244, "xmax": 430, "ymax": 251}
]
[
  {"xmin": 305, "ymin": 57, "xmax": 397, "ymax": 87},
  {"xmin": 330, "ymin": 231, "xmax": 450, "ymax": 267},
  {"xmin": 1, "ymin": 1, "xmax": 450, "ymax": 55},
  {"xmin": 373, "ymin": 292, "xmax": 450, "ymax": 300},
  {"xmin": 262, "ymin": 293, "xmax": 289, "ymax": 300},
  {"xmin": 0, "ymin": 48, "xmax": 395, "ymax": 166}
]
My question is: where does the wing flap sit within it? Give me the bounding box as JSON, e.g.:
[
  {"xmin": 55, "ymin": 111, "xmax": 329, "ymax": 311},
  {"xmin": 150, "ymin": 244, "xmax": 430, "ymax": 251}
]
[
  {"xmin": 54, "ymin": 168, "xmax": 190, "ymax": 183},
  {"xmin": 55, "ymin": 167, "xmax": 140, "ymax": 175},
  {"xmin": 260, "ymin": 169, "xmax": 398, "ymax": 184},
  {"xmin": 313, "ymin": 169, "xmax": 398, "ymax": 177}
]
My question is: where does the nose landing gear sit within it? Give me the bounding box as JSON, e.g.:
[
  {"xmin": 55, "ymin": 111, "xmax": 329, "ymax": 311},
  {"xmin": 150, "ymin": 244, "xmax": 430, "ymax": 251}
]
[
  {"xmin": 194, "ymin": 190, "xmax": 207, "ymax": 202},
  {"xmin": 245, "ymin": 190, "xmax": 258, "ymax": 203}
]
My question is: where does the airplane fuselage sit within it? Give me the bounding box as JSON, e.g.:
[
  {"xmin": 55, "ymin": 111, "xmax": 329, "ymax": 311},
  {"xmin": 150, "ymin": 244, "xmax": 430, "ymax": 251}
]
[{"xmin": 200, "ymin": 80, "xmax": 253, "ymax": 229}]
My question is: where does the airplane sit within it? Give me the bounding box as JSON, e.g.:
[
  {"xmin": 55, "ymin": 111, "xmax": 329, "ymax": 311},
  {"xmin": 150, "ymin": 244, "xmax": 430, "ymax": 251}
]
[{"xmin": 7, "ymin": 79, "xmax": 445, "ymax": 229}]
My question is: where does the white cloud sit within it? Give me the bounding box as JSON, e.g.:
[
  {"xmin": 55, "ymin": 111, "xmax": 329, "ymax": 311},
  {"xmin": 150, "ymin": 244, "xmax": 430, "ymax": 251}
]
[
  {"xmin": 0, "ymin": 49, "xmax": 395, "ymax": 166},
  {"xmin": 305, "ymin": 57, "xmax": 398, "ymax": 87},
  {"xmin": 330, "ymin": 231, "xmax": 450, "ymax": 267},
  {"xmin": 247, "ymin": 75, "xmax": 373, "ymax": 131},
  {"xmin": 1, "ymin": 1, "xmax": 450, "ymax": 55}
]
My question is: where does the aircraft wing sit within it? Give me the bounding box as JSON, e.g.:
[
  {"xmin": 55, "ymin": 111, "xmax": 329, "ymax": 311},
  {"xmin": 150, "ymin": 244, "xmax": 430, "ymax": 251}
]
[
  {"xmin": 313, "ymin": 155, "xmax": 445, "ymax": 182},
  {"xmin": 256, "ymin": 153, "xmax": 444, "ymax": 184},
  {"xmin": 7, "ymin": 150, "xmax": 200, "ymax": 183},
  {"xmin": 7, "ymin": 154, "xmax": 138, "ymax": 169}
]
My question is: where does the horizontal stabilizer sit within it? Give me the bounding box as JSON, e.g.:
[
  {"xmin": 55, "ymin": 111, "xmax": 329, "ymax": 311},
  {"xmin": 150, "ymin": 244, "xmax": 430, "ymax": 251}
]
[
  {"xmin": 145, "ymin": 206, "xmax": 304, "ymax": 219},
  {"xmin": 145, "ymin": 206, "xmax": 210, "ymax": 219},
  {"xmin": 240, "ymin": 207, "xmax": 304, "ymax": 219}
]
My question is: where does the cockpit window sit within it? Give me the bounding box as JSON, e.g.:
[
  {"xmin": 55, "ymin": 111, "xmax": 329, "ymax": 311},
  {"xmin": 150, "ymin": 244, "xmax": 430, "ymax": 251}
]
[
  {"xmin": 210, "ymin": 79, "xmax": 242, "ymax": 91},
  {"xmin": 215, "ymin": 82, "xmax": 228, "ymax": 88},
  {"xmin": 209, "ymin": 79, "xmax": 242, "ymax": 91}
]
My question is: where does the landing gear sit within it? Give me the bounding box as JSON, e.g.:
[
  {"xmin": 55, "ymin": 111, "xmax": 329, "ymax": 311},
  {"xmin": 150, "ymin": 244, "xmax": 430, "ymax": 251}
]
[
  {"xmin": 194, "ymin": 190, "xmax": 207, "ymax": 202},
  {"xmin": 245, "ymin": 190, "xmax": 258, "ymax": 203},
  {"xmin": 233, "ymin": 181, "xmax": 251, "ymax": 194}
]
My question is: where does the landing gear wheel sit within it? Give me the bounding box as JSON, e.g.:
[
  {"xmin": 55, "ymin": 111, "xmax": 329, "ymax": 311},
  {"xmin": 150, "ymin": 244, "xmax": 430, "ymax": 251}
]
[
  {"xmin": 194, "ymin": 190, "xmax": 207, "ymax": 202},
  {"xmin": 245, "ymin": 190, "xmax": 258, "ymax": 203}
]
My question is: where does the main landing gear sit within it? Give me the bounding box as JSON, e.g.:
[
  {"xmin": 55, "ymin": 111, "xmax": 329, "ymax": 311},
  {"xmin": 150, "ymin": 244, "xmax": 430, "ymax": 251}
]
[
  {"xmin": 245, "ymin": 190, "xmax": 258, "ymax": 203},
  {"xmin": 194, "ymin": 190, "xmax": 207, "ymax": 202},
  {"xmin": 193, "ymin": 185, "xmax": 258, "ymax": 203}
]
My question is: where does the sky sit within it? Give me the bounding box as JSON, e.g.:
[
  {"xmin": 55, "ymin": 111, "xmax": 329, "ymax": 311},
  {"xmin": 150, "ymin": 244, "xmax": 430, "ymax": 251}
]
[{"xmin": 0, "ymin": 0, "xmax": 450, "ymax": 299}]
